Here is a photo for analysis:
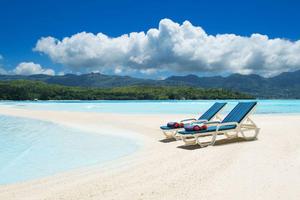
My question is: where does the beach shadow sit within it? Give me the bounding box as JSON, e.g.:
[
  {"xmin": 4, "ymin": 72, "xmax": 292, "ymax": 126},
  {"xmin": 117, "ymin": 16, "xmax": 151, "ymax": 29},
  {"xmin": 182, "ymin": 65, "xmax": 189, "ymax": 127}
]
[
  {"xmin": 177, "ymin": 144, "xmax": 202, "ymax": 150},
  {"xmin": 159, "ymin": 138, "xmax": 177, "ymax": 143},
  {"xmin": 213, "ymin": 137, "xmax": 257, "ymax": 146},
  {"xmin": 177, "ymin": 137, "xmax": 258, "ymax": 150}
]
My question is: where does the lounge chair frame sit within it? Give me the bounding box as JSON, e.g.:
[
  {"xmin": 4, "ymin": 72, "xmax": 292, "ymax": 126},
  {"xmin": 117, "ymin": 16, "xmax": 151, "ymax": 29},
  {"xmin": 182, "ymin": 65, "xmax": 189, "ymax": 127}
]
[{"xmin": 180, "ymin": 104, "xmax": 260, "ymax": 147}]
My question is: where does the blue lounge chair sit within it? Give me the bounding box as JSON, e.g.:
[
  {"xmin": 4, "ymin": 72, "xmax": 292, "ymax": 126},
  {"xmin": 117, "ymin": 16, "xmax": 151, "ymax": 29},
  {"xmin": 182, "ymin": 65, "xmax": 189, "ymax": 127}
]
[
  {"xmin": 160, "ymin": 102, "xmax": 227, "ymax": 139},
  {"xmin": 178, "ymin": 102, "xmax": 260, "ymax": 147}
]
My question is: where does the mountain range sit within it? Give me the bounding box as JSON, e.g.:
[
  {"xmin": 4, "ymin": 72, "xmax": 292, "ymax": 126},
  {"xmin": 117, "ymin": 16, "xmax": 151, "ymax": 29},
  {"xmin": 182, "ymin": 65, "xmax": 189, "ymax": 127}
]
[{"xmin": 1, "ymin": 70, "xmax": 300, "ymax": 98}]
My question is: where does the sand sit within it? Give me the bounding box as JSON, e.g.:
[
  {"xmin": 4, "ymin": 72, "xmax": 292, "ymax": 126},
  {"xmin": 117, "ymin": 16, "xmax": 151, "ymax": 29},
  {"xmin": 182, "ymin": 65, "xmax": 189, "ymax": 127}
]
[{"xmin": 0, "ymin": 106, "xmax": 299, "ymax": 200}]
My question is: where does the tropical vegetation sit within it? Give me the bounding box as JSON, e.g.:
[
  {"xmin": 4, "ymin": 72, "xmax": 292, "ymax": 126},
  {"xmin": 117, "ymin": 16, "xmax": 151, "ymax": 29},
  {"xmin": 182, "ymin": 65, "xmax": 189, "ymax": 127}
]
[{"xmin": 0, "ymin": 80, "xmax": 253, "ymax": 100}]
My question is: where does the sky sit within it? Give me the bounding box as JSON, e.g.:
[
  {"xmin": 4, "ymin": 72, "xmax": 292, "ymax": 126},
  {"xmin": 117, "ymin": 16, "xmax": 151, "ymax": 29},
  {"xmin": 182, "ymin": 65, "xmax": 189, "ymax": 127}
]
[{"xmin": 0, "ymin": 0, "xmax": 300, "ymax": 78}]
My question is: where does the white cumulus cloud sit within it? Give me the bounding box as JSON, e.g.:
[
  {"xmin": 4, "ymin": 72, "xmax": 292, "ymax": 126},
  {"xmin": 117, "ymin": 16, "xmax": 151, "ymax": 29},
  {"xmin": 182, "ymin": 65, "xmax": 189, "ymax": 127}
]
[
  {"xmin": 0, "ymin": 67, "xmax": 7, "ymax": 75},
  {"xmin": 14, "ymin": 62, "xmax": 55, "ymax": 75},
  {"xmin": 34, "ymin": 18, "xmax": 300, "ymax": 77}
]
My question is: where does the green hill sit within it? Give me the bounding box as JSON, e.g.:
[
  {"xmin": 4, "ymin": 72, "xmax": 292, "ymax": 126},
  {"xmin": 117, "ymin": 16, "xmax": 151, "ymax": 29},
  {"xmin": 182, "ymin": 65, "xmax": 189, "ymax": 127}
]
[
  {"xmin": 2, "ymin": 70, "xmax": 300, "ymax": 98},
  {"xmin": 0, "ymin": 80, "xmax": 253, "ymax": 100}
]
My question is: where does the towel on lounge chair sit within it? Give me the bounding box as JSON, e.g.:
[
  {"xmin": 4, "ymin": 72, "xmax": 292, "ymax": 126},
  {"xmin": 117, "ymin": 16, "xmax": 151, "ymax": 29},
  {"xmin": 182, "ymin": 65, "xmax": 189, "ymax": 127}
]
[
  {"xmin": 167, "ymin": 122, "xmax": 184, "ymax": 128},
  {"xmin": 184, "ymin": 124, "xmax": 208, "ymax": 131}
]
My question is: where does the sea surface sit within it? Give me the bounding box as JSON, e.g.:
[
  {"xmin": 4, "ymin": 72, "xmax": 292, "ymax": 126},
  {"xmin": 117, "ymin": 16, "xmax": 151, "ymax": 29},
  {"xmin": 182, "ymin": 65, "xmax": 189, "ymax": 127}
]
[
  {"xmin": 0, "ymin": 115, "xmax": 139, "ymax": 185},
  {"xmin": 1, "ymin": 99, "xmax": 300, "ymax": 114}
]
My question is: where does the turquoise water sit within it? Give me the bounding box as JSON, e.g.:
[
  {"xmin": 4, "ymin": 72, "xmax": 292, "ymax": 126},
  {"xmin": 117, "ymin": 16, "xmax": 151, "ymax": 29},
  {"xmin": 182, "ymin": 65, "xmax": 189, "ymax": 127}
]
[
  {"xmin": 1, "ymin": 100, "xmax": 300, "ymax": 114},
  {"xmin": 0, "ymin": 115, "xmax": 139, "ymax": 185}
]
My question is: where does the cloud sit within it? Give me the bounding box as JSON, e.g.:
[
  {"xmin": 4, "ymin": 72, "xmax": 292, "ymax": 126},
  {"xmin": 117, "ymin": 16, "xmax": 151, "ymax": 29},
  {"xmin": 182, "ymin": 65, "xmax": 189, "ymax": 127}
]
[
  {"xmin": 0, "ymin": 54, "xmax": 55, "ymax": 76},
  {"xmin": 0, "ymin": 67, "xmax": 7, "ymax": 75},
  {"xmin": 34, "ymin": 18, "xmax": 300, "ymax": 77},
  {"xmin": 14, "ymin": 62, "xmax": 55, "ymax": 75}
]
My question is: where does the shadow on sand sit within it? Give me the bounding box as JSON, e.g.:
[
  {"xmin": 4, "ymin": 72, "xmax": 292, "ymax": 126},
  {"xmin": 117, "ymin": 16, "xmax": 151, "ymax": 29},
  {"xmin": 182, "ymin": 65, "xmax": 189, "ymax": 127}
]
[
  {"xmin": 177, "ymin": 137, "xmax": 258, "ymax": 150},
  {"xmin": 159, "ymin": 138, "xmax": 177, "ymax": 143}
]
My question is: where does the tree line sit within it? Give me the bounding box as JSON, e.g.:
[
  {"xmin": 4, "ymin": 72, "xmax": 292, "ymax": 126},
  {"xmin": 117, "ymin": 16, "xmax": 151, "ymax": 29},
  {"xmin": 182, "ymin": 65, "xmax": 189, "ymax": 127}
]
[{"xmin": 0, "ymin": 80, "xmax": 253, "ymax": 100}]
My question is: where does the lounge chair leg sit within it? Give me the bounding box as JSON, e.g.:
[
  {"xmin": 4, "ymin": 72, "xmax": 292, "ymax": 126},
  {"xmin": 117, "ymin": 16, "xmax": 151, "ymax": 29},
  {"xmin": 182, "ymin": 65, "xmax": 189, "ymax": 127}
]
[
  {"xmin": 239, "ymin": 117, "xmax": 260, "ymax": 140},
  {"xmin": 240, "ymin": 128, "xmax": 260, "ymax": 140},
  {"xmin": 198, "ymin": 142, "xmax": 209, "ymax": 148},
  {"xmin": 174, "ymin": 135, "xmax": 181, "ymax": 141},
  {"xmin": 173, "ymin": 131, "xmax": 182, "ymax": 140},
  {"xmin": 182, "ymin": 135, "xmax": 197, "ymax": 146},
  {"xmin": 210, "ymin": 132, "xmax": 217, "ymax": 146},
  {"xmin": 163, "ymin": 130, "xmax": 175, "ymax": 139},
  {"xmin": 195, "ymin": 136, "xmax": 208, "ymax": 147},
  {"xmin": 224, "ymin": 130, "xmax": 239, "ymax": 139},
  {"xmin": 195, "ymin": 133, "xmax": 217, "ymax": 147}
]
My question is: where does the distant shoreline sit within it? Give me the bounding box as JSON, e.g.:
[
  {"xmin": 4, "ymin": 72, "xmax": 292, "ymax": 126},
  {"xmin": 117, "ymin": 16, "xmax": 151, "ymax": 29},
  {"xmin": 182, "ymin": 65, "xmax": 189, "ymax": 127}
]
[
  {"xmin": 0, "ymin": 80, "xmax": 252, "ymax": 100},
  {"xmin": 2, "ymin": 99, "xmax": 300, "ymax": 115}
]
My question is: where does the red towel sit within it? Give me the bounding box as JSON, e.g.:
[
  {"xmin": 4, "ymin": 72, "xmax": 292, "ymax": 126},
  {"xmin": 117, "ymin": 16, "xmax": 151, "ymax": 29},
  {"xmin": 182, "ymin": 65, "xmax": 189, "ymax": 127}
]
[{"xmin": 167, "ymin": 122, "xmax": 184, "ymax": 128}]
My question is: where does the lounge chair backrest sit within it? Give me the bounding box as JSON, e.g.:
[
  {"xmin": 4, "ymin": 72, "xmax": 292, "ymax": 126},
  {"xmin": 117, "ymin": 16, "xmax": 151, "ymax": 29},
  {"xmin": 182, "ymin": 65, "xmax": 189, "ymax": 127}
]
[
  {"xmin": 199, "ymin": 102, "xmax": 227, "ymax": 120},
  {"xmin": 222, "ymin": 102, "xmax": 257, "ymax": 123}
]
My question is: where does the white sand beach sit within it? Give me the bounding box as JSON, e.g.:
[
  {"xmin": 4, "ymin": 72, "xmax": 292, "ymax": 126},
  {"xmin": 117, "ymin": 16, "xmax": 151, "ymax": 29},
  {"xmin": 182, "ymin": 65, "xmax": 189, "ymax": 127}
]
[{"xmin": 0, "ymin": 107, "xmax": 299, "ymax": 200}]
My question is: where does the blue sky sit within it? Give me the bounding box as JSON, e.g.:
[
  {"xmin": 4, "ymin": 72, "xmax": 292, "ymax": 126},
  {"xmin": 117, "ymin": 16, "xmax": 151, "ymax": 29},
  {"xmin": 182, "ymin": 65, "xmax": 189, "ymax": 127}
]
[{"xmin": 0, "ymin": 0, "xmax": 300, "ymax": 78}]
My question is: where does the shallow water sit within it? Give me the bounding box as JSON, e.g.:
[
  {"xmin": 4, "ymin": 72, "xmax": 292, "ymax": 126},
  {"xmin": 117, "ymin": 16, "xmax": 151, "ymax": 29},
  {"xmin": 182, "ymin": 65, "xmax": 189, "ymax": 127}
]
[
  {"xmin": 0, "ymin": 115, "xmax": 139, "ymax": 185},
  {"xmin": 1, "ymin": 99, "xmax": 300, "ymax": 114}
]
